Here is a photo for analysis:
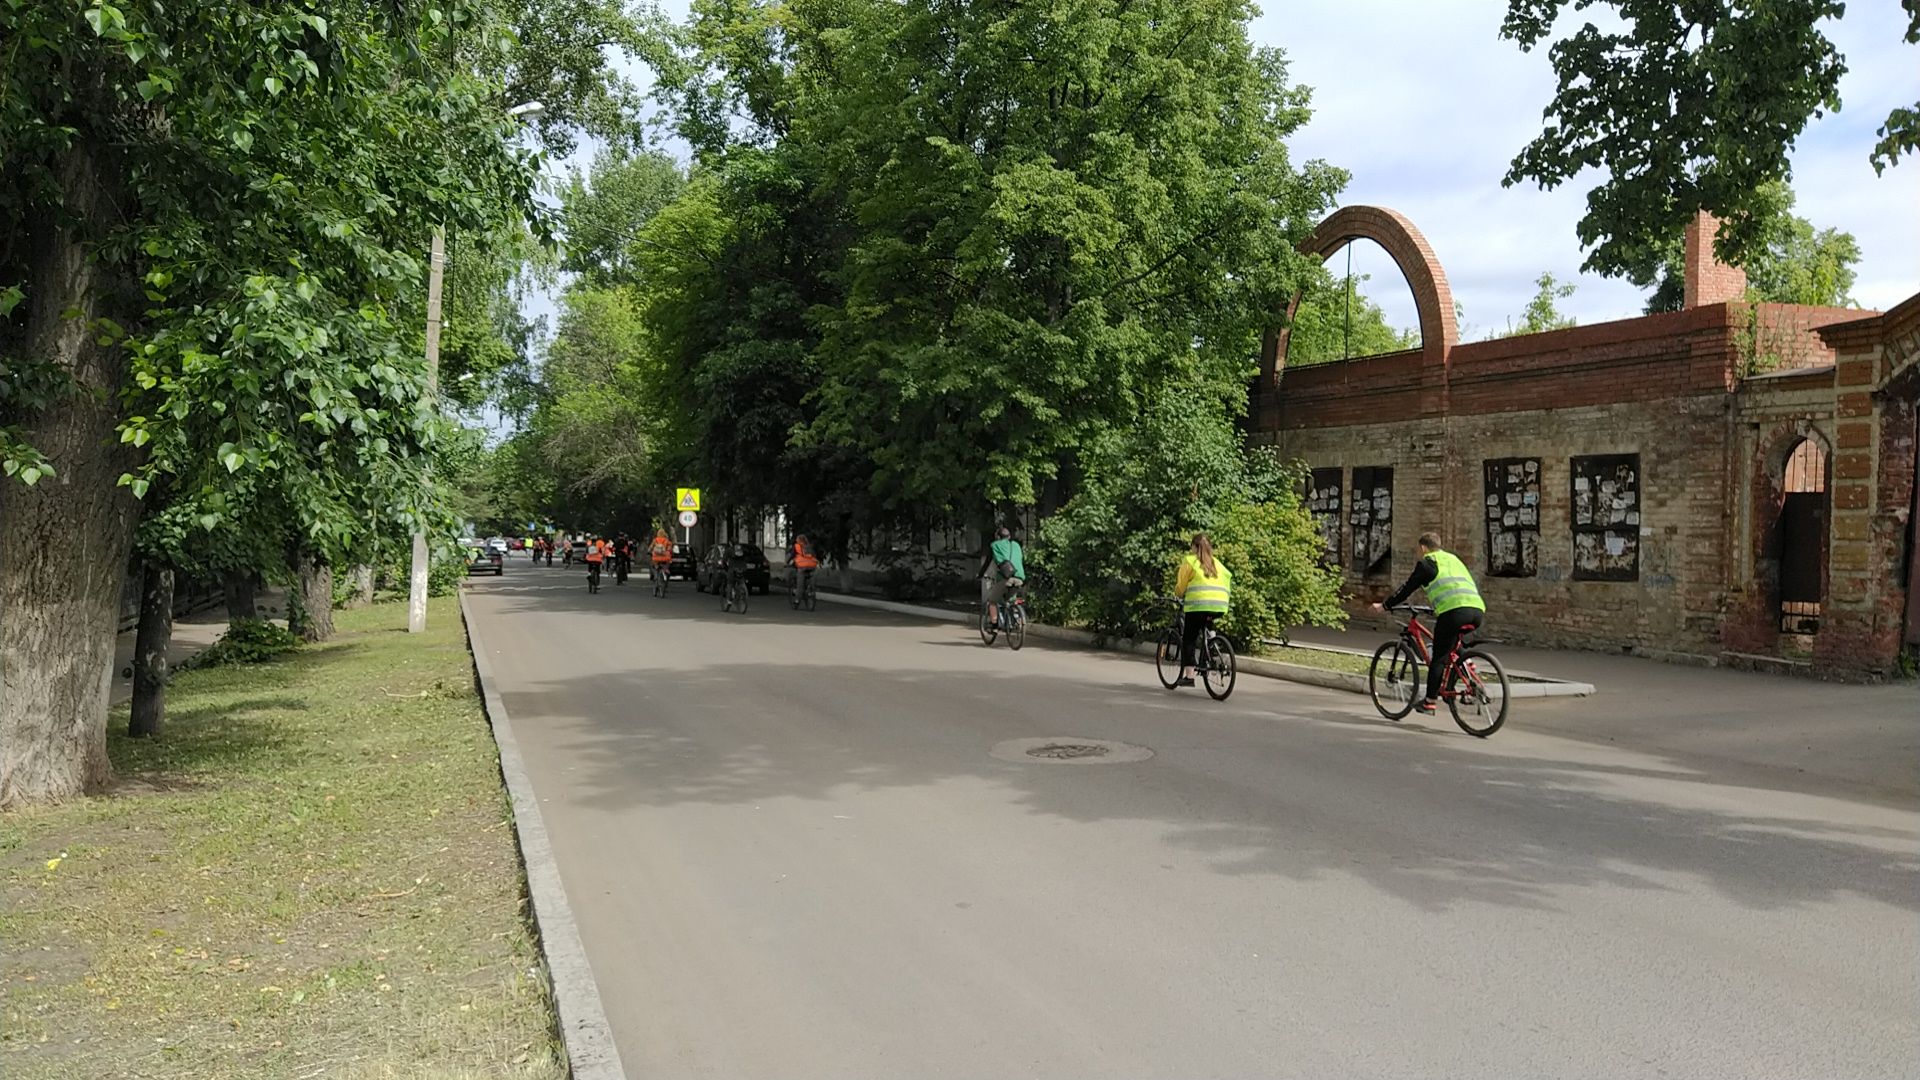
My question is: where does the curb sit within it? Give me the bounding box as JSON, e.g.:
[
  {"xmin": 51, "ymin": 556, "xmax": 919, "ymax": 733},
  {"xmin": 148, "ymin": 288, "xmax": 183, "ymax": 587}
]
[
  {"xmin": 816, "ymin": 591, "xmax": 1595, "ymax": 698},
  {"xmin": 460, "ymin": 592, "xmax": 627, "ymax": 1080}
]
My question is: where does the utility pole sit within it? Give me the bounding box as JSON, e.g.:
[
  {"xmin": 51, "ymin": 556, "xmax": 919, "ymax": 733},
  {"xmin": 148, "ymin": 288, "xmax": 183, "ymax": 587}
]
[
  {"xmin": 407, "ymin": 227, "xmax": 445, "ymax": 634},
  {"xmin": 407, "ymin": 100, "xmax": 541, "ymax": 634}
]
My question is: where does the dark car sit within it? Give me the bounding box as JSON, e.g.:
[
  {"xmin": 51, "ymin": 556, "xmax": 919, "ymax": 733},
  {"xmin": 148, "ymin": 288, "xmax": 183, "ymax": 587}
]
[
  {"xmin": 464, "ymin": 539, "xmax": 503, "ymax": 576},
  {"xmin": 698, "ymin": 542, "xmax": 773, "ymax": 595},
  {"xmin": 668, "ymin": 543, "xmax": 699, "ymax": 581}
]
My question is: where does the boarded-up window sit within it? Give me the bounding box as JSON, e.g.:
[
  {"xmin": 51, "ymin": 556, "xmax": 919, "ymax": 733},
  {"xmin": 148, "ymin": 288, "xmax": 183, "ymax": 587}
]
[
  {"xmin": 1484, "ymin": 458, "xmax": 1541, "ymax": 577},
  {"xmin": 1304, "ymin": 467, "xmax": 1343, "ymax": 565},
  {"xmin": 1570, "ymin": 454, "xmax": 1640, "ymax": 581},
  {"xmin": 1350, "ymin": 466, "xmax": 1394, "ymax": 577}
]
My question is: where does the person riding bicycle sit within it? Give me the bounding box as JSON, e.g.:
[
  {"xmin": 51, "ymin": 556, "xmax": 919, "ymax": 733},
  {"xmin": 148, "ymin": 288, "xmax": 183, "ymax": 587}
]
[
  {"xmin": 787, "ymin": 533, "xmax": 820, "ymax": 599},
  {"xmin": 613, "ymin": 532, "xmax": 634, "ymax": 583},
  {"xmin": 649, "ymin": 529, "xmax": 673, "ymax": 579},
  {"xmin": 1372, "ymin": 531, "xmax": 1485, "ymax": 715},
  {"xmin": 1174, "ymin": 533, "xmax": 1231, "ymax": 688},
  {"xmin": 978, "ymin": 525, "xmax": 1026, "ymax": 628},
  {"xmin": 584, "ymin": 535, "xmax": 605, "ymax": 583}
]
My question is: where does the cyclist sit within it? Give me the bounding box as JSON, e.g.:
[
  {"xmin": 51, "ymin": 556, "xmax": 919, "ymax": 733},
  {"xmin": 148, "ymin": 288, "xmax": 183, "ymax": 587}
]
[
  {"xmin": 1173, "ymin": 533, "xmax": 1231, "ymax": 687},
  {"xmin": 584, "ymin": 534, "xmax": 605, "ymax": 588},
  {"xmin": 1372, "ymin": 531, "xmax": 1485, "ymax": 715},
  {"xmin": 787, "ymin": 533, "xmax": 820, "ymax": 601},
  {"xmin": 977, "ymin": 525, "xmax": 1026, "ymax": 629},
  {"xmin": 649, "ymin": 528, "xmax": 673, "ymax": 584},
  {"xmin": 613, "ymin": 532, "xmax": 633, "ymax": 585}
]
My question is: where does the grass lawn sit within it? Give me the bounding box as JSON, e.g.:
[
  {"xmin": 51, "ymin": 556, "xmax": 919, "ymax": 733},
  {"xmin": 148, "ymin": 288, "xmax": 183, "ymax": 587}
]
[{"xmin": 0, "ymin": 597, "xmax": 561, "ymax": 1080}]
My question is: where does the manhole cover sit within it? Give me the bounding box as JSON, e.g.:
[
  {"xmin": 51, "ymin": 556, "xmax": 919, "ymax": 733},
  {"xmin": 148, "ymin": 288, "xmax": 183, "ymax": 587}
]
[
  {"xmin": 990, "ymin": 737, "xmax": 1154, "ymax": 765},
  {"xmin": 1029, "ymin": 743, "xmax": 1110, "ymax": 760}
]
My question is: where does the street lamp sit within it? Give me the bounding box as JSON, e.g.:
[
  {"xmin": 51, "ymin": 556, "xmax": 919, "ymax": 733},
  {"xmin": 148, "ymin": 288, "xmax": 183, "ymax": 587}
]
[{"xmin": 407, "ymin": 100, "xmax": 547, "ymax": 634}]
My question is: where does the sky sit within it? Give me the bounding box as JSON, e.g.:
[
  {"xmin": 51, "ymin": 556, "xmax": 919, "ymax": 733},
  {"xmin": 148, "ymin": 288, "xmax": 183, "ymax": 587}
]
[{"xmin": 524, "ymin": 0, "xmax": 1919, "ymax": 347}]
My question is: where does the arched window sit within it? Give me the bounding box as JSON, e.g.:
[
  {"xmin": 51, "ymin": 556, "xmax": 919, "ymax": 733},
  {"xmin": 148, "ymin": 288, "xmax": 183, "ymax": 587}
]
[{"xmin": 1779, "ymin": 438, "xmax": 1828, "ymax": 634}]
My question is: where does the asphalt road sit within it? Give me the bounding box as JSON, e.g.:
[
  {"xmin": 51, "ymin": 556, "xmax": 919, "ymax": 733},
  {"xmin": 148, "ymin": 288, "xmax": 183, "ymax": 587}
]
[{"xmin": 464, "ymin": 561, "xmax": 1919, "ymax": 1080}]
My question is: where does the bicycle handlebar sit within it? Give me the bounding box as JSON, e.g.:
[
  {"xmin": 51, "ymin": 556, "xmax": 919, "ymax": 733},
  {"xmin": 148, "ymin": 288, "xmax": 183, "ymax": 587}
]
[{"xmin": 1387, "ymin": 603, "xmax": 1435, "ymax": 615}]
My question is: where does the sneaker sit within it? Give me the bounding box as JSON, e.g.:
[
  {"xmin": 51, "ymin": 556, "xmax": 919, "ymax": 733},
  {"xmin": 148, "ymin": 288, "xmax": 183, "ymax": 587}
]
[
  {"xmin": 1413, "ymin": 699, "xmax": 1437, "ymax": 715},
  {"xmin": 1176, "ymin": 677, "xmax": 1196, "ymax": 688}
]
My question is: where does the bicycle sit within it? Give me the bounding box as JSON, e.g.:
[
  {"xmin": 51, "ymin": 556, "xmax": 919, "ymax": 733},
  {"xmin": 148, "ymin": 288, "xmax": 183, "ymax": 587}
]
[
  {"xmin": 1152, "ymin": 598, "xmax": 1236, "ymax": 700},
  {"xmin": 788, "ymin": 566, "xmax": 818, "ymax": 611},
  {"xmin": 586, "ymin": 560, "xmax": 602, "ymax": 594},
  {"xmin": 615, "ymin": 555, "xmax": 630, "ymax": 586},
  {"xmin": 977, "ymin": 577, "xmax": 1027, "ymax": 650},
  {"xmin": 1368, "ymin": 604, "xmax": 1510, "ymax": 737},
  {"xmin": 721, "ymin": 565, "xmax": 749, "ymax": 614},
  {"xmin": 651, "ymin": 561, "xmax": 669, "ymax": 598}
]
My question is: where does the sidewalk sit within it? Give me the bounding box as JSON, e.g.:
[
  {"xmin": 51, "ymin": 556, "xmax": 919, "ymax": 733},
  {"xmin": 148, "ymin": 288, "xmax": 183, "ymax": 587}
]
[
  {"xmin": 107, "ymin": 611, "xmax": 230, "ymax": 707},
  {"xmin": 1287, "ymin": 620, "xmax": 1920, "ymax": 802}
]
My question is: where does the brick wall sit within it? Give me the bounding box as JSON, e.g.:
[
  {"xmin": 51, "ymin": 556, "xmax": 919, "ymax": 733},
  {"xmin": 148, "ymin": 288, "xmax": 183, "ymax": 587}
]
[{"xmin": 1683, "ymin": 212, "xmax": 1747, "ymax": 310}]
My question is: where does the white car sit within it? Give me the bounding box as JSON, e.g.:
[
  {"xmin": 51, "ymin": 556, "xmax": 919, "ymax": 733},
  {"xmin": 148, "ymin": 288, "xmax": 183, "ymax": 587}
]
[{"xmin": 485, "ymin": 537, "xmax": 509, "ymax": 555}]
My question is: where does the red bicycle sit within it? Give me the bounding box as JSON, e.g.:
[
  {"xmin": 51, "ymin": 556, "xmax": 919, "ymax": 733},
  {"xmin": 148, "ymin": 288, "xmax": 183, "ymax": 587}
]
[{"xmin": 1367, "ymin": 604, "xmax": 1510, "ymax": 737}]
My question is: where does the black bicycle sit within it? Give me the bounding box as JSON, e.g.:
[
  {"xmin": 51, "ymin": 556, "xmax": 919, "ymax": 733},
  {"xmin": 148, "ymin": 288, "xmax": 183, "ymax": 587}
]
[
  {"xmin": 788, "ymin": 566, "xmax": 818, "ymax": 611},
  {"xmin": 615, "ymin": 555, "xmax": 630, "ymax": 586},
  {"xmin": 586, "ymin": 560, "xmax": 601, "ymax": 594},
  {"xmin": 722, "ymin": 565, "xmax": 749, "ymax": 614},
  {"xmin": 1153, "ymin": 598, "xmax": 1236, "ymax": 700},
  {"xmin": 978, "ymin": 577, "xmax": 1027, "ymax": 650},
  {"xmin": 651, "ymin": 562, "xmax": 669, "ymax": 598}
]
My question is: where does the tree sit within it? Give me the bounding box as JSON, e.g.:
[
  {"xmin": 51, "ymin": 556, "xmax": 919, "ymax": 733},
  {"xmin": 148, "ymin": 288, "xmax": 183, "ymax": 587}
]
[
  {"xmin": 1286, "ymin": 270, "xmax": 1421, "ymax": 365},
  {"xmin": 1641, "ymin": 184, "xmax": 1862, "ymax": 313},
  {"xmin": 0, "ymin": 1, "xmax": 558, "ymax": 805},
  {"xmin": 1502, "ymin": 272, "xmax": 1578, "ymax": 336},
  {"xmin": 1500, "ymin": 0, "xmax": 1916, "ymax": 280}
]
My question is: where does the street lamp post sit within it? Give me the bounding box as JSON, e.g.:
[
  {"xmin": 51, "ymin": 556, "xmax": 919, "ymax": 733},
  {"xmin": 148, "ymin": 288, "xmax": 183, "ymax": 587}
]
[{"xmin": 408, "ymin": 100, "xmax": 544, "ymax": 633}]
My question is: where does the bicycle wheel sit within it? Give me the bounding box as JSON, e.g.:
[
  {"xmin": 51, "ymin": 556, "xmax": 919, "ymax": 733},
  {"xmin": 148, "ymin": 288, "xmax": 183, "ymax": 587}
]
[
  {"xmin": 804, "ymin": 579, "xmax": 817, "ymax": 612},
  {"xmin": 1368, "ymin": 640, "xmax": 1422, "ymax": 720},
  {"xmin": 1447, "ymin": 649, "xmax": 1510, "ymax": 738},
  {"xmin": 1006, "ymin": 606, "xmax": 1025, "ymax": 651},
  {"xmin": 734, "ymin": 579, "xmax": 749, "ymax": 614},
  {"xmin": 1155, "ymin": 628, "xmax": 1181, "ymax": 689},
  {"xmin": 978, "ymin": 606, "xmax": 998, "ymax": 645},
  {"xmin": 789, "ymin": 576, "xmax": 800, "ymax": 608},
  {"xmin": 1202, "ymin": 634, "xmax": 1236, "ymax": 700}
]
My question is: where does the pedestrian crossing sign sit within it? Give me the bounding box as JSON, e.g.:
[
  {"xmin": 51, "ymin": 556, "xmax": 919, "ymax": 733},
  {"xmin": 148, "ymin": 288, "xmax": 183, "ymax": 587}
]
[{"xmin": 676, "ymin": 488, "xmax": 701, "ymax": 512}]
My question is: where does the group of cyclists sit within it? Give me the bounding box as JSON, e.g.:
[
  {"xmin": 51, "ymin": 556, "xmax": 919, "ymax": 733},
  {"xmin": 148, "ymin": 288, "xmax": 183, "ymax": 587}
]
[{"xmin": 534, "ymin": 510, "xmax": 1488, "ymax": 719}]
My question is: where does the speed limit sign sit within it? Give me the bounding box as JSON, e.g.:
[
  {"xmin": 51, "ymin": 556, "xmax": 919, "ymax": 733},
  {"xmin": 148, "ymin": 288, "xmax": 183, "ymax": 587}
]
[{"xmin": 678, "ymin": 510, "xmax": 698, "ymax": 528}]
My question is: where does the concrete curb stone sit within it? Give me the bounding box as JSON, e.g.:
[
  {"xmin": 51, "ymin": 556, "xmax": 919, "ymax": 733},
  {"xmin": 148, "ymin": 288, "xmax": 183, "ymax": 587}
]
[{"xmin": 460, "ymin": 591, "xmax": 627, "ymax": 1080}]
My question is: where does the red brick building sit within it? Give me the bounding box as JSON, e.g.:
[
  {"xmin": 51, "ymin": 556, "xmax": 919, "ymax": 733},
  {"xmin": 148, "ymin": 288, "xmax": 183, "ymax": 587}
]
[{"xmin": 1249, "ymin": 206, "xmax": 1919, "ymax": 676}]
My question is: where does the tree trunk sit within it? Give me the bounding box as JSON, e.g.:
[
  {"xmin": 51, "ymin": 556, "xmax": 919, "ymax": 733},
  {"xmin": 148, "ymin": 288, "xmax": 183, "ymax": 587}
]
[
  {"xmin": 0, "ymin": 143, "xmax": 140, "ymax": 806},
  {"xmin": 290, "ymin": 549, "xmax": 335, "ymax": 643},
  {"xmin": 129, "ymin": 564, "xmax": 173, "ymax": 738},
  {"xmin": 223, "ymin": 570, "xmax": 258, "ymax": 624},
  {"xmin": 345, "ymin": 564, "xmax": 374, "ymax": 608}
]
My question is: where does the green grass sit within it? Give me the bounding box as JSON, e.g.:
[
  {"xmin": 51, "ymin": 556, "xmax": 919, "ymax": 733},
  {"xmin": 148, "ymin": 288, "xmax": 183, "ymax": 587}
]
[
  {"xmin": 1257, "ymin": 644, "xmax": 1376, "ymax": 676},
  {"xmin": 0, "ymin": 598, "xmax": 563, "ymax": 1080}
]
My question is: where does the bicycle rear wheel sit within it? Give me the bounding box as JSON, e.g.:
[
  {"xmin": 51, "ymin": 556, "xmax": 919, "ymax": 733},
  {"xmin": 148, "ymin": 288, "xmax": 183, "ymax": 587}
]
[
  {"xmin": 1202, "ymin": 634, "xmax": 1236, "ymax": 700},
  {"xmin": 1447, "ymin": 648, "xmax": 1510, "ymax": 737},
  {"xmin": 1155, "ymin": 628, "xmax": 1181, "ymax": 688},
  {"xmin": 805, "ymin": 580, "xmax": 817, "ymax": 611},
  {"xmin": 1368, "ymin": 640, "xmax": 1421, "ymax": 720},
  {"xmin": 733, "ymin": 579, "xmax": 749, "ymax": 614},
  {"xmin": 1007, "ymin": 607, "xmax": 1025, "ymax": 651}
]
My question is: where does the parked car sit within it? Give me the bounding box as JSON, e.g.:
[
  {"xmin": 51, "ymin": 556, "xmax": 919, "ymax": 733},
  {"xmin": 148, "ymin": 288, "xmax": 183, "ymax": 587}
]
[
  {"xmin": 485, "ymin": 537, "xmax": 509, "ymax": 555},
  {"xmin": 668, "ymin": 543, "xmax": 699, "ymax": 581},
  {"xmin": 465, "ymin": 539, "xmax": 503, "ymax": 576},
  {"xmin": 507, "ymin": 538, "xmax": 525, "ymax": 551},
  {"xmin": 697, "ymin": 542, "xmax": 772, "ymax": 595}
]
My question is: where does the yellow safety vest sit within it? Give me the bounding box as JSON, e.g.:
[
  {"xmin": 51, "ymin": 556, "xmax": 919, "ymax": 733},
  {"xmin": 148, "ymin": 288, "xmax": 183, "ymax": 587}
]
[
  {"xmin": 1426, "ymin": 550, "xmax": 1484, "ymax": 614},
  {"xmin": 1182, "ymin": 554, "xmax": 1232, "ymax": 614}
]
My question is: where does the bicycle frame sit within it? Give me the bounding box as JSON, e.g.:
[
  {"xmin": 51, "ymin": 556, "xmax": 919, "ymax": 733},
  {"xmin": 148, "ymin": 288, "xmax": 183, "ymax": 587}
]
[{"xmin": 1395, "ymin": 611, "xmax": 1484, "ymax": 700}]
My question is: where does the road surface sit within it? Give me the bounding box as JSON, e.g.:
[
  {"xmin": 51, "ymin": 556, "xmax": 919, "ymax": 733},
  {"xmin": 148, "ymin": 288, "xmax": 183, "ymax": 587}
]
[{"xmin": 463, "ymin": 561, "xmax": 1919, "ymax": 1080}]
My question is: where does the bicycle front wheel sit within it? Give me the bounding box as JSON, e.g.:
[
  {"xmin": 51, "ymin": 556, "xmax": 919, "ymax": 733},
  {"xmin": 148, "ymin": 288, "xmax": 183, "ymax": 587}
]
[
  {"xmin": 978, "ymin": 606, "xmax": 998, "ymax": 646},
  {"xmin": 1447, "ymin": 649, "xmax": 1510, "ymax": 737},
  {"xmin": 1154, "ymin": 629, "xmax": 1181, "ymax": 689},
  {"xmin": 1202, "ymin": 635, "xmax": 1236, "ymax": 700},
  {"xmin": 1368, "ymin": 640, "xmax": 1421, "ymax": 720}
]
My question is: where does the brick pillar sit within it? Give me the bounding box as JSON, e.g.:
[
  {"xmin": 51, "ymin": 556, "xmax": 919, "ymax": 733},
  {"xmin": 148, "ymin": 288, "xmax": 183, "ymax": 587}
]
[{"xmin": 1683, "ymin": 211, "xmax": 1749, "ymax": 309}]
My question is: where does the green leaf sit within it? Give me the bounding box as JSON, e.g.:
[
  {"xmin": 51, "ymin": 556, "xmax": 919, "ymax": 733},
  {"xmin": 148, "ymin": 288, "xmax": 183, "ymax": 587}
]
[
  {"xmin": 221, "ymin": 449, "xmax": 244, "ymax": 473},
  {"xmin": 20, "ymin": 466, "xmax": 41, "ymax": 486},
  {"xmin": 131, "ymin": 478, "xmax": 151, "ymax": 499},
  {"xmin": 197, "ymin": 513, "xmax": 221, "ymax": 531}
]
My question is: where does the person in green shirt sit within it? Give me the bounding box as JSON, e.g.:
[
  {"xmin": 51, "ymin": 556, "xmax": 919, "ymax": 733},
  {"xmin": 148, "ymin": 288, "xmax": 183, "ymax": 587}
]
[{"xmin": 979, "ymin": 525, "xmax": 1026, "ymax": 628}]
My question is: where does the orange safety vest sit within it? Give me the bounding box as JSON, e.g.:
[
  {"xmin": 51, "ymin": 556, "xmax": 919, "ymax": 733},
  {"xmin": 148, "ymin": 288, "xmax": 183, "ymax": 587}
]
[
  {"xmin": 585, "ymin": 541, "xmax": 604, "ymax": 563},
  {"xmin": 650, "ymin": 536, "xmax": 673, "ymax": 562},
  {"xmin": 792, "ymin": 541, "xmax": 819, "ymax": 569}
]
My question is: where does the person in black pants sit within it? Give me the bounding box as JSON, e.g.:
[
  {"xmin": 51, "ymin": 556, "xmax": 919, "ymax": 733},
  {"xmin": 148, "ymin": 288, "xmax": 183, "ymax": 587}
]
[{"xmin": 1373, "ymin": 532, "xmax": 1486, "ymax": 714}]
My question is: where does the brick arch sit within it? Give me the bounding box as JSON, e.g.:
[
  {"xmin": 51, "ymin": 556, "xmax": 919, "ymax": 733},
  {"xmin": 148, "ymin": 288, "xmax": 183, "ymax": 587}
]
[{"xmin": 1261, "ymin": 206, "xmax": 1459, "ymax": 385}]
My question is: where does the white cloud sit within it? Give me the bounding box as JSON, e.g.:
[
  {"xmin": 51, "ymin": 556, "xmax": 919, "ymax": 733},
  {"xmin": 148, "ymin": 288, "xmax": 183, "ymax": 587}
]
[{"xmin": 1264, "ymin": 0, "xmax": 1920, "ymax": 335}]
